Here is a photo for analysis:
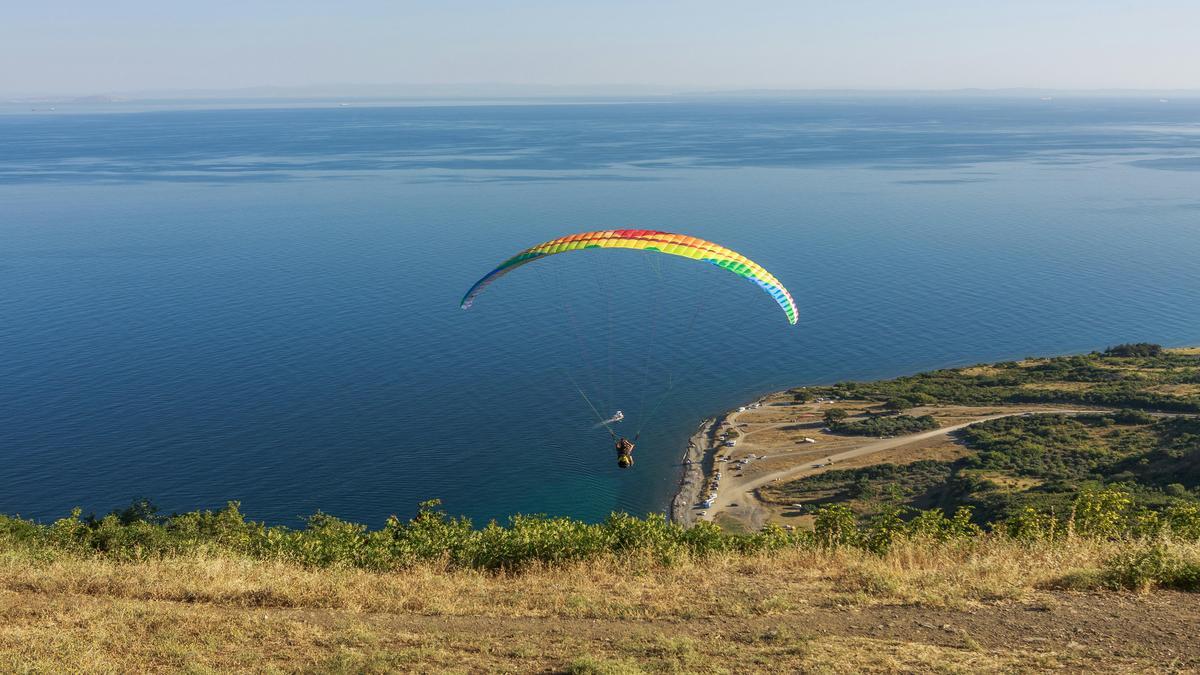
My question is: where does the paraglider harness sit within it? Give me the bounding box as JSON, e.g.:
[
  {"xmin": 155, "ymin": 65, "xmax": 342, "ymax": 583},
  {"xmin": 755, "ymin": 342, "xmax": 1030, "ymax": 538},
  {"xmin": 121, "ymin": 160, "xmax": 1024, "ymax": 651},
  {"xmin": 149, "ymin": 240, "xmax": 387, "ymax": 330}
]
[{"xmin": 615, "ymin": 436, "xmax": 636, "ymax": 469}]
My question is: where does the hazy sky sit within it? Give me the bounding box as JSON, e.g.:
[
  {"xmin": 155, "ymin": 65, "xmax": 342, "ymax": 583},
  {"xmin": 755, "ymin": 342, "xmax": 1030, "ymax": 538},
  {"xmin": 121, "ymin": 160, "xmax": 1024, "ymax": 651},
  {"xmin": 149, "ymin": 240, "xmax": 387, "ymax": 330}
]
[{"xmin": 4, "ymin": 1, "xmax": 1198, "ymax": 96}]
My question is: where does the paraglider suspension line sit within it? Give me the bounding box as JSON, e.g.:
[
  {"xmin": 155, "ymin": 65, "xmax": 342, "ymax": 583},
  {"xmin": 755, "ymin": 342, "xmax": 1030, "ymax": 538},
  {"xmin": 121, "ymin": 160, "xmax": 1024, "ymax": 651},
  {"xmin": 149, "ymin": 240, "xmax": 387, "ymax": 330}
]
[{"xmin": 562, "ymin": 367, "xmax": 617, "ymax": 440}]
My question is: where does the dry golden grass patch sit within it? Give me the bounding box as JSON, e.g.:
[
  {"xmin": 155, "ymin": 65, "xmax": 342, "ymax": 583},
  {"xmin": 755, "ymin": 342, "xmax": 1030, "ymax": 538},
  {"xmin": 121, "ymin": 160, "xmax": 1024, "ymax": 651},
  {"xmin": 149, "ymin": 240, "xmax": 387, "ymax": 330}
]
[
  {"xmin": 0, "ymin": 540, "xmax": 1153, "ymax": 619},
  {"xmin": 1148, "ymin": 383, "xmax": 1200, "ymax": 396},
  {"xmin": 2, "ymin": 539, "xmax": 1197, "ymax": 672},
  {"xmin": 0, "ymin": 591, "xmax": 1123, "ymax": 674},
  {"xmin": 1019, "ymin": 381, "xmax": 1097, "ymax": 392},
  {"xmin": 972, "ymin": 472, "xmax": 1044, "ymax": 492},
  {"xmin": 959, "ymin": 366, "xmax": 1003, "ymax": 377},
  {"xmin": 836, "ymin": 439, "xmax": 968, "ymax": 470}
]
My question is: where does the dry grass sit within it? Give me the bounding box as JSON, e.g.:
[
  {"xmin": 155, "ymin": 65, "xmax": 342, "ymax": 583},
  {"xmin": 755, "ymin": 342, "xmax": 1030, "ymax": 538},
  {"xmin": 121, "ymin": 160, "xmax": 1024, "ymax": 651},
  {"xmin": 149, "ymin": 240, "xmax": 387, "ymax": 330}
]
[
  {"xmin": 1148, "ymin": 383, "xmax": 1200, "ymax": 396},
  {"xmin": 2, "ymin": 540, "xmax": 1198, "ymax": 672},
  {"xmin": 971, "ymin": 471, "xmax": 1045, "ymax": 492},
  {"xmin": 1019, "ymin": 381, "xmax": 1098, "ymax": 392},
  {"xmin": 959, "ymin": 366, "xmax": 1004, "ymax": 377}
]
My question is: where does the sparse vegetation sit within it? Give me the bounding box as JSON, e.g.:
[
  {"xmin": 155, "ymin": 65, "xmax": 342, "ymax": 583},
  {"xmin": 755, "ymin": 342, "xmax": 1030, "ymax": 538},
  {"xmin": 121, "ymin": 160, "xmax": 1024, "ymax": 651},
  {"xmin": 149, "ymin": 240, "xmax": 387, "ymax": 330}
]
[
  {"xmin": 771, "ymin": 412, "xmax": 1200, "ymax": 523},
  {"xmin": 810, "ymin": 347, "xmax": 1200, "ymax": 413},
  {"xmin": 761, "ymin": 347, "xmax": 1200, "ymax": 526}
]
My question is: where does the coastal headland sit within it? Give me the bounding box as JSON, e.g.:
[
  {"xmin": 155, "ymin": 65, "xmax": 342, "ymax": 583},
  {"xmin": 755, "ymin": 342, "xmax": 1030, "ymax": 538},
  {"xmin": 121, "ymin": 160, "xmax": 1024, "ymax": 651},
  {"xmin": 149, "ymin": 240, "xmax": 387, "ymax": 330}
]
[{"xmin": 671, "ymin": 344, "xmax": 1200, "ymax": 531}]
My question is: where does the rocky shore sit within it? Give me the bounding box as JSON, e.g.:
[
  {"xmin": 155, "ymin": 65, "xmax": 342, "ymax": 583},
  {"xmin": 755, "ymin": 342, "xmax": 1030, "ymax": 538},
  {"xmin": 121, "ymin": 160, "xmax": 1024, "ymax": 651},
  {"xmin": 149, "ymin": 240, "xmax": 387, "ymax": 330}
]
[{"xmin": 669, "ymin": 415, "xmax": 722, "ymax": 525}]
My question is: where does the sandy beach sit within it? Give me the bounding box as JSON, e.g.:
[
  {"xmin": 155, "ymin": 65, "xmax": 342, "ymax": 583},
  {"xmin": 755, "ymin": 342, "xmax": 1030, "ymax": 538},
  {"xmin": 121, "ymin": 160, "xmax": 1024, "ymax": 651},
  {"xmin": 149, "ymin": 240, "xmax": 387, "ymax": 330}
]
[
  {"xmin": 668, "ymin": 417, "xmax": 718, "ymax": 525},
  {"xmin": 668, "ymin": 403, "xmax": 757, "ymax": 526}
]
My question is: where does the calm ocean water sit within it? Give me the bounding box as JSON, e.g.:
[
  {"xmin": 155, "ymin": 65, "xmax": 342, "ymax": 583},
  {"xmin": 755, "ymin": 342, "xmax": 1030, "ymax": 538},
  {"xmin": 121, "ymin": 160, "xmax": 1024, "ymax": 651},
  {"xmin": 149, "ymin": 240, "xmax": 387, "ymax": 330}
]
[{"xmin": 2, "ymin": 98, "xmax": 1199, "ymax": 525}]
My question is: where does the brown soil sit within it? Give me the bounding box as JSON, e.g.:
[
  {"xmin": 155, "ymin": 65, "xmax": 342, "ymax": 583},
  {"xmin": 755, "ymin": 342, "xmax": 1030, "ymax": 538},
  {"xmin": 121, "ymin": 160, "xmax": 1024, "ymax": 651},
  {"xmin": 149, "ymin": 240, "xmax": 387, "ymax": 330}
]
[{"xmin": 5, "ymin": 587, "xmax": 1196, "ymax": 672}]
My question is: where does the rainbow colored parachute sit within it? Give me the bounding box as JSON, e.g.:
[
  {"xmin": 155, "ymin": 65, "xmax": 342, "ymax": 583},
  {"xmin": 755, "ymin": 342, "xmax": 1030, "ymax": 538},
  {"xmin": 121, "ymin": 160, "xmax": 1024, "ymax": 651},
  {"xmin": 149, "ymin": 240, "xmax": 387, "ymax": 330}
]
[{"xmin": 461, "ymin": 229, "xmax": 797, "ymax": 324}]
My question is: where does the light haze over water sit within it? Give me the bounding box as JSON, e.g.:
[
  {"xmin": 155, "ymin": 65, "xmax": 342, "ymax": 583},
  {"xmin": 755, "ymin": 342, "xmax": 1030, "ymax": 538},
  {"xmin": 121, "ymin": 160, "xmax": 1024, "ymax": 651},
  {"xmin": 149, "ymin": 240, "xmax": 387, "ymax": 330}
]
[{"xmin": 2, "ymin": 97, "xmax": 1199, "ymax": 525}]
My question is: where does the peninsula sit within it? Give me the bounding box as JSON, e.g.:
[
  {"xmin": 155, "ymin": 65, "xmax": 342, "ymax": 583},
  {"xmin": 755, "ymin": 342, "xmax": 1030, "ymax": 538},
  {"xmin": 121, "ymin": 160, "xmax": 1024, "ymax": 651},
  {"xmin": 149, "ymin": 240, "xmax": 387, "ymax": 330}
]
[{"xmin": 673, "ymin": 343, "xmax": 1200, "ymax": 532}]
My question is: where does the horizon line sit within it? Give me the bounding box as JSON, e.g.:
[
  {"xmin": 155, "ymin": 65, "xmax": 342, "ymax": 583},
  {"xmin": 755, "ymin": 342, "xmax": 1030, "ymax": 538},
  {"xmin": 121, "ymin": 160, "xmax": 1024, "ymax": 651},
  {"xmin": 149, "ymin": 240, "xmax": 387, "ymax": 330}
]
[{"xmin": 8, "ymin": 83, "xmax": 1200, "ymax": 104}]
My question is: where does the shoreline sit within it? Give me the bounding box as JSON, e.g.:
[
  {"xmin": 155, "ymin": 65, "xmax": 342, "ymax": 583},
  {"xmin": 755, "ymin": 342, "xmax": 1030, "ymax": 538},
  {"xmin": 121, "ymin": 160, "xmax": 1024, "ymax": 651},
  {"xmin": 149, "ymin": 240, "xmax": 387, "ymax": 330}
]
[
  {"xmin": 668, "ymin": 415, "xmax": 727, "ymax": 526},
  {"xmin": 669, "ymin": 404, "xmax": 752, "ymax": 526},
  {"xmin": 668, "ymin": 418, "xmax": 714, "ymax": 525}
]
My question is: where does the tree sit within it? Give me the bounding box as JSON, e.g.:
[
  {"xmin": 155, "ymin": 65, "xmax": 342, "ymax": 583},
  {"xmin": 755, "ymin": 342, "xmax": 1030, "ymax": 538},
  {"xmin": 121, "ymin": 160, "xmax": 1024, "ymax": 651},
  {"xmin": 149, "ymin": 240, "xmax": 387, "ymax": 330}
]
[
  {"xmin": 1166, "ymin": 483, "xmax": 1190, "ymax": 498},
  {"xmin": 824, "ymin": 409, "xmax": 849, "ymax": 426},
  {"xmin": 1104, "ymin": 343, "xmax": 1163, "ymax": 358}
]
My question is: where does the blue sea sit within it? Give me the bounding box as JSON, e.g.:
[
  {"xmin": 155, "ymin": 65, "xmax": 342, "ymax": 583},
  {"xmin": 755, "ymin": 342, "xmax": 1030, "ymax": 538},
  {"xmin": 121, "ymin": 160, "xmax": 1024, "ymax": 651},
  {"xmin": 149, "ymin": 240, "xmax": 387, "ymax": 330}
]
[{"xmin": 2, "ymin": 97, "xmax": 1199, "ymax": 526}]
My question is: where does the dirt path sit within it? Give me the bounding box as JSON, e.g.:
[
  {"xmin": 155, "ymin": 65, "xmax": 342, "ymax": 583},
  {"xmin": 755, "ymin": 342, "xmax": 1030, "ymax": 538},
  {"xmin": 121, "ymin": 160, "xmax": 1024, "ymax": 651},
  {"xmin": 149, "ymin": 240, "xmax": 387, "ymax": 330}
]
[{"xmin": 6, "ymin": 587, "xmax": 1197, "ymax": 671}]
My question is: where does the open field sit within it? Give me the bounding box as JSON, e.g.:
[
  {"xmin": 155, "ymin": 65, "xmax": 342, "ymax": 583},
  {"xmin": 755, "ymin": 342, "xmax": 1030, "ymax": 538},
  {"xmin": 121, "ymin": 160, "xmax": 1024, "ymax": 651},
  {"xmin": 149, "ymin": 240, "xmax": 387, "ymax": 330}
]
[{"xmin": 3, "ymin": 539, "xmax": 1199, "ymax": 672}]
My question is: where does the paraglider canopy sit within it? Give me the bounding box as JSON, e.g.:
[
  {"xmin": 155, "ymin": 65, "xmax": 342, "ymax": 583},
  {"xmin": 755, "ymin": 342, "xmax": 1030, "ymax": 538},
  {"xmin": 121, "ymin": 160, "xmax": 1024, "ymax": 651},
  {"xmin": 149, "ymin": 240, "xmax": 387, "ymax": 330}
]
[{"xmin": 460, "ymin": 229, "xmax": 797, "ymax": 325}]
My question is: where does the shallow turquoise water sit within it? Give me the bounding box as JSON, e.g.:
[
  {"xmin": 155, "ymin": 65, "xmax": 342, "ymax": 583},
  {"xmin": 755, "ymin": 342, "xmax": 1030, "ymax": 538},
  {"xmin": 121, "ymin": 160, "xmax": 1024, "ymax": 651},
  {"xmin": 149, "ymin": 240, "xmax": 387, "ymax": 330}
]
[{"xmin": 1, "ymin": 98, "xmax": 1198, "ymax": 525}]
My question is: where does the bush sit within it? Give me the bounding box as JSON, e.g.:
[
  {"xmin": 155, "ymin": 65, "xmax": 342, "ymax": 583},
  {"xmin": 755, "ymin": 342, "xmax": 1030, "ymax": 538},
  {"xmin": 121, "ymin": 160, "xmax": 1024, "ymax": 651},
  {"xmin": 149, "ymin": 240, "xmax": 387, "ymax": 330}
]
[
  {"xmin": 823, "ymin": 409, "xmax": 848, "ymax": 426},
  {"xmin": 832, "ymin": 414, "xmax": 938, "ymax": 437},
  {"xmin": 1, "ymin": 489, "xmax": 1197, "ymax": 575},
  {"xmin": 1104, "ymin": 343, "xmax": 1164, "ymax": 358},
  {"xmin": 1167, "ymin": 483, "xmax": 1190, "ymax": 498},
  {"xmin": 1103, "ymin": 545, "xmax": 1200, "ymax": 591},
  {"xmin": 1071, "ymin": 488, "xmax": 1133, "ymax": 539}
]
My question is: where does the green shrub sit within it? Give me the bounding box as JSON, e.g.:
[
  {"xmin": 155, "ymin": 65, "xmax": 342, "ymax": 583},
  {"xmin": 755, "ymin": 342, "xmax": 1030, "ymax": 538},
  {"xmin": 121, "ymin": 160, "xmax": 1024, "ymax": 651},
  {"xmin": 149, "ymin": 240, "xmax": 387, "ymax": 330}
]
[
  {"xmin": 1103, "ymin": 545, "xmax": 1200, "ymax": 591},
  {"xmin": 0, "ymin": 487, "xmax": 1197, "ymax": 574},
  {"xmin": 832, "ymin": 414, "xmax": 938, "ymax": 437},
  {"xmin": 1104, "ymin": 343, "xmax": 1164, "ymax": 358}
]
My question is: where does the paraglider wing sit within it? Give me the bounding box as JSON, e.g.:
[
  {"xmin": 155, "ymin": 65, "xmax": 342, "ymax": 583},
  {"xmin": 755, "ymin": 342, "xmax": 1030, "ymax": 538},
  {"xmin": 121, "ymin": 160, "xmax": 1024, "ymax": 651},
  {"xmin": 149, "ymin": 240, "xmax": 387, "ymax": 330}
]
[{"xmin": 460, "ymin": 229, "xmax": 797, "ymax": 325}]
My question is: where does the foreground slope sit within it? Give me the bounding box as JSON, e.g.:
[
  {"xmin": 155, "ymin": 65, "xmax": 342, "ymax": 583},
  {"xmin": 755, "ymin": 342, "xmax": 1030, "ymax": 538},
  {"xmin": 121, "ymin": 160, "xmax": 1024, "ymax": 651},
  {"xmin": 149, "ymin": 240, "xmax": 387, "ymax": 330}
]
[{"xmin": 2, "ymin": 539, "xmax": 1199, "ymax": 672}]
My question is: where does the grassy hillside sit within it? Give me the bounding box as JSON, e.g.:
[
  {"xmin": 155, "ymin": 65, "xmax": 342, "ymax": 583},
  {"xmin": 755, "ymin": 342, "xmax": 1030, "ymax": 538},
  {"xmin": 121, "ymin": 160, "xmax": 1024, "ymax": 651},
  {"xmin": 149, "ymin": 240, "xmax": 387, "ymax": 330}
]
[
  {"xmin": 804, "ymin": 344, "xmax": 1200, "ymax": 414},
  {"xmin": 3, "ymin": 487, "xmax": 1200, "ymax": 671},
  {"xmin": 2, "ymin": 500, "xmax": 1199, "ymax": 672}
]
